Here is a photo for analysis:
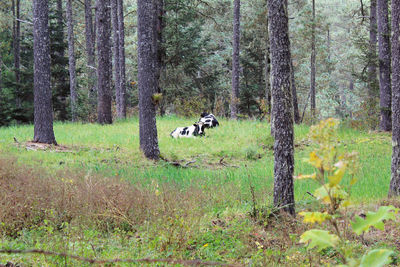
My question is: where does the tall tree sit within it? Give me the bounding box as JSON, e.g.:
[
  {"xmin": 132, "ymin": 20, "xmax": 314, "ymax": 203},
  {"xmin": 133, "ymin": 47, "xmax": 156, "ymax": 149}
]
[
  {"xmin": 390, "ymin": 0, "xmax": 400, "ymax": 196},
  {"xmin": 138, "ymin": 0, "xmax": 160, "ymax": 160},
  {"xmin": 111, "ymin": 0, "xmax": 122, "ymax": 118},
  {"xmin": 117, "ymin": 0, "xmax": 127, "ymax": 118},
  {"xmin": 310, "ymin": 0, "xmax": 316, "ymax": 119},
  {"xmin": 85, "ymin": 0, "xmax": 97, "ymax": 108},
  {"xmin": 377, "ymin": 0, "xmax": 391, "ymax": 131},
  {"xmin": 66, "ymin": 0, "xmax": 77, "ymax": 121},
  {"xmin": 368, "ymin": 0, "xmax": 378, "ymax": 109},
  {"xmin": 265, "ymin": 17, "xmax": 271, "ymax": 114},
  {"xmin": 231, "ymin": 0, "xmax": 240, "ymax": 119},
  {"xmin": 12, "ymin": 0, "xmax": 21, "ymax": 108},
  {"xmin": 33, "ymin": 0, "xmax": 57, "ymax": 144},
  {"xmin": 268, "ymin": 0, "xmax": 295, "ymax": 215},
  {"xmin": 96, "ymin": 0, "xmax": 112, "ymax": 124}
]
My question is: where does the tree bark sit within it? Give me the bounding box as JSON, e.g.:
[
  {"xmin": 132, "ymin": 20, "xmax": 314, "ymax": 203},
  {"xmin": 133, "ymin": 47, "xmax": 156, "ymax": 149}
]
[
  {"xmin": 85, "ymin": 0, "xmax": 97, "ymax": 107},
  {"xmin": 230, "ymin": 0, "xmax": 240, "ymax": 119},
  {"xmin": 265, "ymin": 17, "xmax": 271, "ymax": 115},
  {"xmin": 66, "ymin": 0, "xmax": 78, "ymax": 121},
  {"xmin": 377, "ymin": 0, "xmax": 392, "ymax": 131},
  {"xmin": 138, "ymin": 0, "xmax": 160, "ymax": 160},
  {"xmin": 268, "ymin": 0, "xmax": 295, "ymax": 216},
  {"xmin": 156, "ymin": 0, "xmax": 166, "ymax": 116},
  {"xmin": 390, "ymin": 0, "xmax": 400, "ymax": 196},
  {"xmin": 111, "ymin": 0, "xmax": 122, "ymax": 118},
  {"xmin": 12, "ymin": 0, "xmax": 21, "ymax": 108},
  {"xmin": 96, "ymin": 0, "xmax": 112, "ymax": 124},
  {"xmin": 368, "ymin": 0, "xmax": 378, "ymax": 104},
  {"xmin": 291, "ymin": 58, "xmax": 300, "ymax": 124},
  {"xmin": 33, "ymin": 0, "xmax": 57, "ymax": 145},
  {"xmin": 117, "ymin": 0, "xmax": 127, "ymax": 118},
  {"xmin": 310, "ymin": 0, "xmax": 316, "ymax": 119}
]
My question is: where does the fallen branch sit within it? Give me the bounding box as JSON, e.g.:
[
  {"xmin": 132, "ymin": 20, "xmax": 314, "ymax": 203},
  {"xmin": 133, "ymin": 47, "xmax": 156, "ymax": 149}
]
[
  {"xmin": 159, "ymin": 155, "xmax": 197, "ymax": 168},
  {"xmin": 219, "ymin": 158, "xmax": 239, "ymax": 168},
  {"xmin": 0, "ymin": 249, "xmax": 241, "ymax": 266}
]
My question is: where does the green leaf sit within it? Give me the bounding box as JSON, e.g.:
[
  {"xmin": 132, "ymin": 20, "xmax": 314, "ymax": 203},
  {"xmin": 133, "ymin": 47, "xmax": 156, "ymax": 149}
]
[
  {"xmin": 299, "ymin": 229, "xmax": 339, "ymax": 251},
  {"xmin": 351, "ymin": 206, "xmax": 398, "ymax": 235},
  {"xmin": 360, "ymin": 249, "xmax": 394, "ymax": 267}
]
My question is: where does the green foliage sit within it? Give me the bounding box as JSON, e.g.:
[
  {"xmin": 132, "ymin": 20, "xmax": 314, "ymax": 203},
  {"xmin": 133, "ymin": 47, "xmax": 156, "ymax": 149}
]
[
  {"xmin": 351, "ymin": 206, "xmax": 398, "ymax": 235},
  {"xmin": 297, "ymin": 118, "xmax": 395, "ymax": 265},
  {"xmin": 300, "ymin": 229, "xmax": 339, "ymax": 251}
]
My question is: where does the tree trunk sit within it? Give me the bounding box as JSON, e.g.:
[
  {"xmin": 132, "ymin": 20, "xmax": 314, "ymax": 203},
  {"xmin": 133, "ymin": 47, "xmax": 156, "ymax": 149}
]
[
  {"xmin": 138, "ymin": 0, "xmax": 160, "ymax": 160},
  {"xmin": 33, "ymin": 0, "xmax": 57, "ymax": 145},
  {"xmin": 156, "ymin": 0, "xmax": 166, "ymax": 116},
  {"xmin": 85, "ymin": 0, "xmax": 97, "ymax": 108},
  {"xmin": 66, "ymin": 0, "xmax": 77, "ymax": 121},
  {"xmin": 230, "ymin": 0, "xmax": 240, "ymax": 119},
  {"xmin": 268, "ymin": 0, "xmax": 295, "ymax": 216},
  {"xmin": 117, "ymin": 0, "xmax": 127, "ymax": 118},
  {"xmin": 265, "ymin": 17, "xmax": 271, "ymax": 115},
  {"xmin": 310, "ymin": 0, "xmax": 316, "ymax": 119},
  {"xmin": 378, "ymin": 0, "xmax": 392, "ymax": 131},
  {"xmin": 368, "ymin": 0, "xmax": 378, "ymax": 105},
  {"xmin": 12, "ymin": 0, "xmax": 21, "ymax": 108},
  {"xmin": 111, "ymin": 0, "xmax": 122, "ymax": 118},
  {"xmin": 291, "ymin": 58, "xmax": 300, "ymax": 124},
  {"xmin": 96, "ymin": 0, "xmax": 112, "ymax": 124},
  {"xmin": 390, "ymin": 0, "xmax": 400, "ymax": 196}
]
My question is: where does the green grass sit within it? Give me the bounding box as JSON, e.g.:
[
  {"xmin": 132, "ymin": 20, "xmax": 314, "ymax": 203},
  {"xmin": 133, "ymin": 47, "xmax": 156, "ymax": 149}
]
[
  {"xmin": 0, "ymin": 116, "xmax": 395, "ymax": 266},
  {"xmin": 0, "ymin": 116, "xmax": 392, "ymax": 202}
]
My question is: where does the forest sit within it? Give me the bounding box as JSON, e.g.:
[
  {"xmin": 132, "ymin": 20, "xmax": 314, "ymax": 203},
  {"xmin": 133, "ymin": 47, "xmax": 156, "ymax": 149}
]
[{"xmin": 0, "ymin": 0, "xmax": 400, "ymax": 265}]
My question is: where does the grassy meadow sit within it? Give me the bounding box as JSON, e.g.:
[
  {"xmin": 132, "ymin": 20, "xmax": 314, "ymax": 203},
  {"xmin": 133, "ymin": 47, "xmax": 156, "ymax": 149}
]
[{"xmin": 0, "ymin": 116, "xmax": 397, "ymax": 266}]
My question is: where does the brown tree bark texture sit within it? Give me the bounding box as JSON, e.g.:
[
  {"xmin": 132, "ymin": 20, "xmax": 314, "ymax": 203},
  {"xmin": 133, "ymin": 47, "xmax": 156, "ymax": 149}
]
[
  {"xmin": 66, "ymin": 0, "xmax": 77, "ymax": 121},
  {"xmin": 268, "ymin": 0, "xmax": 295, "ymax": 215},
  {"xmin": 231, "ymin": 0, "xmax": 240, "ymax": 119},
  {"xmin": 96, "ymin": 0, "xmax": 112, "ymax": 124},
  {"xmin": 368, "ymin": 0, "xmax": 378, "ymax": 101},
  {"xmin": 33, "ymin": 0, "xmax": 57, "ymax": 144},
  {"xmin": 378, "ymin": 0, "xmax": 392, "ymax": 131},
  {"xmin": 390, "ymin": 0, "xmax": 400, "ymax": 196},
  {"xmin": 138, "ymin": 0, "xmax": 160, "ymax": 160},
  {"xmin": 117, "ymin": 0, "xmax": 127, "ymax": 118}
]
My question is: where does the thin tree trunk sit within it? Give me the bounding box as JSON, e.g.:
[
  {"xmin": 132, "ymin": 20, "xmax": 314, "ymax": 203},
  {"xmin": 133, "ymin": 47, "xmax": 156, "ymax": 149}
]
[
  {"xmin": 291, "ymin": 58, "xmax": 300, "ymax": 124},
  {"xmin": 33, "ymin": 0, "xmax": 57, "ymax": 145},
  {"xmin": 138, "ymin": 0, "xmax": 160, "ymax": 160},
  {"xmin": 378, "ymin": 0, "xmax": 392, "ymax": 131},
  {"xmin": 310, "ymin": 0, "xmax": 316, "ymax": 119},
  {"xmin": 85, "ymin": 0, "xmax": 97, "ymax": 108},
  {"xmin": 96, "ymin": 0, "xmax": 112, "ymax": 124},
  {"xmin": 368, "ymin": 0, "xmax": 378, "ymax": 105},
  {"xmin": 117, "ymin": 0, "xmax": 127, "ymax": 118},
  {"xmin": 265, "ymin": 17, "xmax": 271, "ymax": 115},
  {"xmin": 111, "ymin": 0, "xmax": 122, "ymax": 118},
  {"xmin": 268, "ymin": 0, "xmax": 295, "ymax": 216},
  {"xmin": 66, "ymin": 0, "xmax": 77, "ymax": 121},
  {"xmin": 156, "ymin": 0, "xmax": 166, "ymax": 116},
  {"xmin": 390, "ymin": 0, "xmax": 400, "ymax": 196},
  {"xmin": 230, "ymin": 0, "xmax": 240, "ymax": 119},
  {"xmin": 12, "ymin": 0, "xmax": 21, "ymax": 108}
]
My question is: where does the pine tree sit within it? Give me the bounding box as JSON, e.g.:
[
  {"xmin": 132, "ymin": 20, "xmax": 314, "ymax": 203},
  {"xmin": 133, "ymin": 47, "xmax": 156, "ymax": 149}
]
[
  {"xmin": 231, "ymin": 0, "xmax": 240, "ymax": 119},
  {"xmin": 33, "ymin": 0, "xmax": 57, "ymax": 144},
  {"xmin": 268, "ymin": 0, "xmax": 295, "ymax": 215},
  {"xmin": 138, "ymin": 0, "xmax": 160, "ymax": 160}
]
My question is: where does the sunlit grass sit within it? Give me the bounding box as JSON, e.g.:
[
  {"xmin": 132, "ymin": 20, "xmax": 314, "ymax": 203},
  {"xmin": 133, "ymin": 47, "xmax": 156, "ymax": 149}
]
[{"xmin": 0, "ymin": 116, "xmax": 392, "ymax": 204}]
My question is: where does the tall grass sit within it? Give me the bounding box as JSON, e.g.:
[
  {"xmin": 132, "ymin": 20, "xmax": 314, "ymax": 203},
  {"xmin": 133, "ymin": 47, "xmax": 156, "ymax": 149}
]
[{"xmin": 0, "ymin": 116, "xmax": 392, "ymax": 203}]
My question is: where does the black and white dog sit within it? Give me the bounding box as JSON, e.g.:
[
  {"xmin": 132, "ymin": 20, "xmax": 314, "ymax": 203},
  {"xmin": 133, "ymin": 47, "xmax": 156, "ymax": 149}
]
[
  {"xmin": 170, "ymin": 122, "xmax": 206, "ymax": 138},
  {"xmin": 198, "ymin": 112, "xmax": 219, "ymax": 128}
]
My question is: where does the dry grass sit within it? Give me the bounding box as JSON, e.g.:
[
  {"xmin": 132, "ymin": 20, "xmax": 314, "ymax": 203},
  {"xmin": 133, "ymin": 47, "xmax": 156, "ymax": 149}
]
[{"xmin": 0, "ymin": 157, "xmax": 207, "ymax": 237}]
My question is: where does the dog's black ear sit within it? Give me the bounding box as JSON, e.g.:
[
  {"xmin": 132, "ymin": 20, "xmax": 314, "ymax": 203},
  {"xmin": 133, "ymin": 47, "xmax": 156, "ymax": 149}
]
[{"xmin": 200, "ymin": 112, "xmax": 208, "ymax": 118}]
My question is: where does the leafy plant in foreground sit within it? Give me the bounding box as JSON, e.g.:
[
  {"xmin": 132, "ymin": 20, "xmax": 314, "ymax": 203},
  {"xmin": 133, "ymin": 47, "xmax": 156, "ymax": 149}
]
[{"xmin": 296, "ymin": 118, "xmax": 398, "ymax": 266}]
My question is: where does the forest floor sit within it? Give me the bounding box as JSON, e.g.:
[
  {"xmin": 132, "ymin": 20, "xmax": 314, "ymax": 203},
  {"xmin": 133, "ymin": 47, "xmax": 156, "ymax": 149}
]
[{"xmin": 0, "ymin": 116, "xmax": 398, "ymax": 266}]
